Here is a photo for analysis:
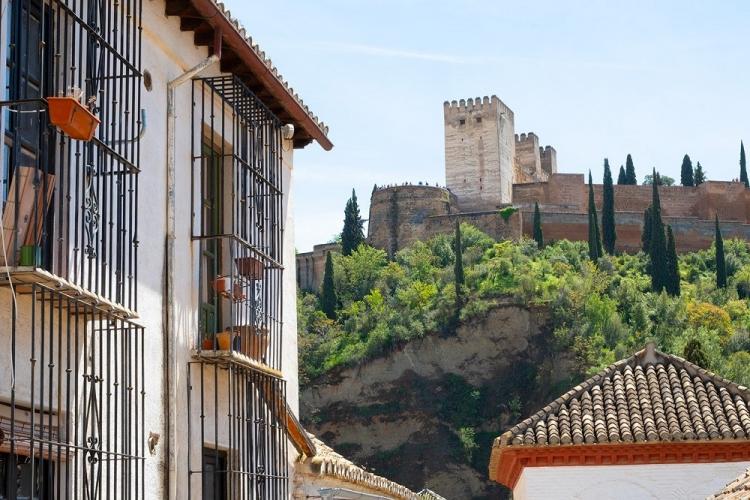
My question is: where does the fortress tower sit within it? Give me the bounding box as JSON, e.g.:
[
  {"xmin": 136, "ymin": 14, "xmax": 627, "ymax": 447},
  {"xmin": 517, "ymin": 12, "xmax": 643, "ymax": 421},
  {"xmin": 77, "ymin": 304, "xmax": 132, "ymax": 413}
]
[{"xmin": 444, "ymin": 96, "xmax": 516, "ymax": 211}]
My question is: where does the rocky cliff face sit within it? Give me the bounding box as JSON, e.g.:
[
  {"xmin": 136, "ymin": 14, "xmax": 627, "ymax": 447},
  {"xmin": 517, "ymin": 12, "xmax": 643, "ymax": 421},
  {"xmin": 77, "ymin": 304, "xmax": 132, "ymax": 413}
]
[{"xmin": 300, "ymin": 303, "xmax": 576, "ymax": 499}]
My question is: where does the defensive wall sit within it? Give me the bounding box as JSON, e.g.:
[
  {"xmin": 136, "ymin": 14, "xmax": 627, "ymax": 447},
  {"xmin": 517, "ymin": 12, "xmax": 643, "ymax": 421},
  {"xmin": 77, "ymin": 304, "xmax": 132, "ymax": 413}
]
[{"xmin": 514, "ymin": 173, "xmax": 750, "ymax": 252}]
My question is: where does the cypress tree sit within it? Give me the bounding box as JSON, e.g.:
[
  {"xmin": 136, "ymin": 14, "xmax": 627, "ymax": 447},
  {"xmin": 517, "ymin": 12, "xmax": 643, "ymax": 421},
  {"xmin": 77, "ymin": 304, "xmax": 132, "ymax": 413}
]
[
  {"xmin": 533, "ymin": 201, "xmax": 544, "ymax": 249},
  {"xmin": 665, "ymin": 225, "xmax": 680, "ymax": 296},
  {"xmin": 454, "ymin": 220, "xmax": 465, "ymax": 309},
  {"xmin": 741, "ymin": 141, "xmax": 749, "ymax": 188},
  {"xmin": 587, "ymin": 171, "xmax": 602, "ymax": 261},
  {"xmin": 694, "ymin": 162, "xmax": 706, "ymax": 185},
  {"xmin": 683, "ymin": 339, "xmax": 708, "ymax": 367},
  {"xmin": 341, "ymin": 189, "xmax": 365, "ymax": 256},
  {"xmin": 602, "ymin": 159, "xmax": 616, "ymax": 254},
  {"xmin": 319, "ymin": 252, "xmax": 337, "ymax": 319},
  {"xmin": 617, "ymin": 165, "xmax": 627, "ymax": 185},
  {"xmin": 641, "ymin": 205, "xmax": 653, "ymax": 253},
  {"xmin": 649, "ymin": 170, "xmax": 668, "ymax": 292},
  {"xmin": 625, "ymin": 154, "xmax": 637, "ymax": 185},
  {"xmin": 680, "ymin": 154, "xmax": 694, "ymax": 186},
  {"xmin": 715, "ymin": 215, "xmax": 727, "ymax": 288}
]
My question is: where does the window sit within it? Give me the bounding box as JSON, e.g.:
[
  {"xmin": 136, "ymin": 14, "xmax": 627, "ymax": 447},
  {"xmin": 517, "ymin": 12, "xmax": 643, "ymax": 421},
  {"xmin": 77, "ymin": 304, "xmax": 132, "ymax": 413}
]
[
  {"xmin": 202, "ymin": 448, "xmax": 227, "ymax": 500},
  {"xmin": 0, "ymin": 451, "xmax": 55, "ymax": 499},
  {"xmin": 476, "ymin": 117, "xmax": 482, "ymax": 123},
  {"xmin": 459, "ymin": 119, "xmax": 465, "ymax": 125}
]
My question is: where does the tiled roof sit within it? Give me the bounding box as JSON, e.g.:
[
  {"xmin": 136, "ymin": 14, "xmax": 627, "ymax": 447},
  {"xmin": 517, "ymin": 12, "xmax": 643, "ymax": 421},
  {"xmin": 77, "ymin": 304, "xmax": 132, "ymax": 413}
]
[
  {"xmin": 167, "ymin": 0, "xmax": 332, "ymax": 150},
  {"xmin": 495, "ymin": 343, "xmax": 750, "ymax": 449},
  {"xmin": 208, "ymin": 2, "xmax": 328, "ymax": 134},
  {"xmin": 304, "ymin": 433, "xmax": 420, "ymax": 500},
  {"xmin": 709, "ymin": 467, "xmax": 750, "ymax": 499}
]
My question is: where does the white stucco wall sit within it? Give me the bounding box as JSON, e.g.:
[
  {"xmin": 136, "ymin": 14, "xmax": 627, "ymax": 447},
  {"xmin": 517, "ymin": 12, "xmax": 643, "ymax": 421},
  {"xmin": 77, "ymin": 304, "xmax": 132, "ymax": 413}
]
[
  {"xmin": 514, "ymin": 462, "xmax": 750, "ymax": 500},
  {"xmin": 0, "ymin": 0, "xmax": 307, "ymax": 497}
]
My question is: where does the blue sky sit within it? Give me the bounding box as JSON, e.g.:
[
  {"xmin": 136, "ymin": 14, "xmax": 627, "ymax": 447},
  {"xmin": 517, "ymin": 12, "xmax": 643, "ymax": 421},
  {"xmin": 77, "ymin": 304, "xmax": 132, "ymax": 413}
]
[{"xmin": 225, "ymin": 0, "xmax": 750, "ymax": 251}]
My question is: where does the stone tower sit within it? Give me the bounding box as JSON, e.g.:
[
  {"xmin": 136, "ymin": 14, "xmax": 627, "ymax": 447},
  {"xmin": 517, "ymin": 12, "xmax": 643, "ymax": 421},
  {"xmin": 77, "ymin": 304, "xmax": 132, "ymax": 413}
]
[{"xmin": 444, "ymin": 96, "xmax": 515, "ymax": 211}]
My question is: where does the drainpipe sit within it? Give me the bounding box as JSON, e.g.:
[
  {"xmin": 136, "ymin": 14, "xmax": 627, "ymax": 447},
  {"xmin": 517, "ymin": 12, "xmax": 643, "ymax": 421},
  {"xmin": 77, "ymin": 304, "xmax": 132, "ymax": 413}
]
[{"xmin": 164, "ymin": 32, "xmax": 221, "ymax": 500}]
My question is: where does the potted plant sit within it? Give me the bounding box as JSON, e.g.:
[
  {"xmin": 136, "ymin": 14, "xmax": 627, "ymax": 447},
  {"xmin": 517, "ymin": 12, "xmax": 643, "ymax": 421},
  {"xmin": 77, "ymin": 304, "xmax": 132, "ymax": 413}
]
[
  {"xmin": 47, "ymin": 89, "xmax": 100, "ymax": 141},
  {"xmin": 233, "ymin": 325, "xmax": 269, "ymax": 361},
  {"xmin": 201, "ymin": 335, "xmax": 215, "ymax": 350},
  {"xmin": 235, "ymin": 255, "xmax": 264, "ymax": 280},
  {"xmin": 215, "ymin": 328, "xmax": 234, "ymax": 351},
  {"xmin": 211, "ymin": 275, "xmax": 245, "ymax": 301}
]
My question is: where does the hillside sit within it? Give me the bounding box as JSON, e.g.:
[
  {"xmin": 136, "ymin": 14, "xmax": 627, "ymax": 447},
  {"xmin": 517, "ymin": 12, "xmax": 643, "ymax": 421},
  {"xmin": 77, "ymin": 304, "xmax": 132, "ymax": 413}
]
[{"xmin": 298, "ymin": 226, "xmax": 750, "ymax": 498}]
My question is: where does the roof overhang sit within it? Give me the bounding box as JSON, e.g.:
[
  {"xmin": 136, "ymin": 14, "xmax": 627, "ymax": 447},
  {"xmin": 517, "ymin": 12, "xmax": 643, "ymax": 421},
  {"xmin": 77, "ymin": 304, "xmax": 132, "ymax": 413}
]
[
  {"xmin": 490, "ymin": 440, "xmax": 750, "ymax": 489},
  {"xmin": 165, "ymin": 0, "xmax": 333, "ymax": 151}
]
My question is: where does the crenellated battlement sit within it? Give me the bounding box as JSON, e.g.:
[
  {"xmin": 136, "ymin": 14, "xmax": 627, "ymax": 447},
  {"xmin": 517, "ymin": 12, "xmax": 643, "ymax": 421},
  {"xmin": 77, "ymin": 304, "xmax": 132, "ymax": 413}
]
[{"xmin": 515, "ymin": 132, "xmax": 540, "ymax": 145}]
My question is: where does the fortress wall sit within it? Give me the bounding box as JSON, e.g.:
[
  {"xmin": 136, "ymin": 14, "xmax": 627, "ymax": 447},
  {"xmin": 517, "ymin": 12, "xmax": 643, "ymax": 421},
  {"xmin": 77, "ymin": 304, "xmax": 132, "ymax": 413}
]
[
  {"xmin": 367, "ymin": 185, "xmax": 458, "ymax": 257},
  {"xmin": 296, "ymin": 242, "xmax": 340, "ymax": 292},
  {"xmin": 515, "ymin": 175, "xmax": 750, "ymax": 223},
  {"xmin": 424, "ymin": 210, "xmax": 521, "ymax": 243},
  {"xmin": 522, "ymin": 211, "xmax": 750, "ymax": 253}
]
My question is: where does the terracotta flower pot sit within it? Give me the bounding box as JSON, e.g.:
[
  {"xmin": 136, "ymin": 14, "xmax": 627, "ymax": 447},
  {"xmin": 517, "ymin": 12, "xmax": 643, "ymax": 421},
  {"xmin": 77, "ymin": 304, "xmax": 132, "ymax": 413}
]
[
  {"xmin": 234, "ymin": 325, "xmax": 269, "ymax": 361},
  {"xmin": 47, "ymin": 96, "xmax": 100, "ymax": 141},
  {"xmin": 235, "ymin": 256, "xmax": 264, "ymax": 280},
  {"xmin": 215, "ymin": 331, "xmax": 233, "ymax": 351},
  {"xmin": 212, "ymin": 275, "xmax": 246, "ymax": 301}
]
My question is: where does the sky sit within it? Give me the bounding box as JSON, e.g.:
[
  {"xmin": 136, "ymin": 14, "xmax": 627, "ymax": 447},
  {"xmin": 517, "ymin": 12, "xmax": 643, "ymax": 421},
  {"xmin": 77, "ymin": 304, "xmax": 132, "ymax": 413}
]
[{"xmin": 224, "ymin": 0, "xmax": 750, "ymax": 252}]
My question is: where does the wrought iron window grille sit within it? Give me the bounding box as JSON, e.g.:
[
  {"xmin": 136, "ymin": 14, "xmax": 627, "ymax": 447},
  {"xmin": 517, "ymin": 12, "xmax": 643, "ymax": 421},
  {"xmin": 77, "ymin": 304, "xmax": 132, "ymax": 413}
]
[
  {"xmin": 191, "ymin": 76, "xmax": 285, "ymax": 372},
  {"xmin": 2, "ymin": 0, "xmax": 143, "ymax": 311}
]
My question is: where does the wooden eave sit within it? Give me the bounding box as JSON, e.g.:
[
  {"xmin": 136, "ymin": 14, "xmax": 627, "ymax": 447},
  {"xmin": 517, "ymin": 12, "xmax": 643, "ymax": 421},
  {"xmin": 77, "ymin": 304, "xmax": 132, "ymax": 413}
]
[{"xmin": 165, "ymin": 0, "xmax": 333, "ymax": 151}]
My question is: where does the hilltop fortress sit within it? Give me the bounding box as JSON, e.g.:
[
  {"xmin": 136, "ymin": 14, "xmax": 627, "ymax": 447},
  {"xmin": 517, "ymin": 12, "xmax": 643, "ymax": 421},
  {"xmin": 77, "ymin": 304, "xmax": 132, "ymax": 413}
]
[{"xmin": 297, "ymin": 95, "xmax": 750, "ymax": 291}]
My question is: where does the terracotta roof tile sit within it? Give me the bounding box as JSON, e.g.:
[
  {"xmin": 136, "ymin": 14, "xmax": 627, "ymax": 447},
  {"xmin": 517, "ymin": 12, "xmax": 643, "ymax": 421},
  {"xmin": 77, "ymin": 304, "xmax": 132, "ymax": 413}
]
[
  {"xmin": 494, "ymin": 343, "xmax": 750, "ymax": 449},
  {"xmin": 709, "ymin": 467, "xmax": 750, "ymax": 499},
  {"xmin": 303, "ymin": 433, "xmax": 420, "ymax": 500}
]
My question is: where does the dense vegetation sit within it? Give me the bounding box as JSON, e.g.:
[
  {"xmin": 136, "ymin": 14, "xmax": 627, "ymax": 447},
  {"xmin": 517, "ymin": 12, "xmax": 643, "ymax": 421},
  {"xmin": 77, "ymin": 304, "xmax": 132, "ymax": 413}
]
[{"xmin": 299, "ymin": 226, "xmax": 750, "ymax": 388}]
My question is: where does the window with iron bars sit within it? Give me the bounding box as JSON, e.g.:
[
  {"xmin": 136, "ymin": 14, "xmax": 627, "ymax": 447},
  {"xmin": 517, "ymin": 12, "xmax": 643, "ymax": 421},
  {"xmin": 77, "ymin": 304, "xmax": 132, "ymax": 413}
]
[
  {"xmin": 1, "ymin": 0, "xmax": 142, "ymax": 311},
  {"xmin": 1, "ymin": 284, "xmax": 146, "ymax": 499},
  {"xmin": 191, "ymin": 76, "xmax": 284, "ymax": 373},
  {"xmin": 187, "ymin": 363, "xmax": 289, "ymax": 500}
]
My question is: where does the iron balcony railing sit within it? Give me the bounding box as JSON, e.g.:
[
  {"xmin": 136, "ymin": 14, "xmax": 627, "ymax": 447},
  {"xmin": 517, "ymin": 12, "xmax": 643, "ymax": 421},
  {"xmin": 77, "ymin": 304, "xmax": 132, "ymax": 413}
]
[
  {"xmin": 2, "ymin": 0, "xmax": 142, "ymax": 311},
  {"xmin": 191, "ymin": 76, "xmax": 284, "ymax": 372},
  {"xmin": 2, "ymin": 284, "xmax": 146, "ymax": 499}
]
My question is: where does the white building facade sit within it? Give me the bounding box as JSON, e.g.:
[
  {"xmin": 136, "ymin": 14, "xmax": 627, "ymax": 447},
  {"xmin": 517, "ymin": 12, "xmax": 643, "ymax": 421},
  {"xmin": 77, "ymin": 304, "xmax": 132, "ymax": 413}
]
[
  {"xmin": 0, "ymin": 0, "xmax": 331, "ymax": 498},
  {"xmin": 490, "ymin": 344, "xmax": 750, "ymax": 500}
]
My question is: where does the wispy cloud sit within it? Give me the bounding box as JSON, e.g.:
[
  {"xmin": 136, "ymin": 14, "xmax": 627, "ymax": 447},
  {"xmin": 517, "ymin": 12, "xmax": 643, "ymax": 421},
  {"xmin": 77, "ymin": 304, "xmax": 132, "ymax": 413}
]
[
  {"xmin": 296, "ymin": 41, "xmax": 653, "ymax": 72},
  {"xmin": 307, "ymin": 41, "xmax": 472, "ymax": 64}
]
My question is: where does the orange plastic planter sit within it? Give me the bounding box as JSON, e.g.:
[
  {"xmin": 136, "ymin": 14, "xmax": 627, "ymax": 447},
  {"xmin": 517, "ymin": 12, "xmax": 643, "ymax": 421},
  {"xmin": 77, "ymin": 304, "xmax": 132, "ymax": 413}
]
[{"xmin": 47, "ymin": 97, "xmax": 100, "ymax": 141}]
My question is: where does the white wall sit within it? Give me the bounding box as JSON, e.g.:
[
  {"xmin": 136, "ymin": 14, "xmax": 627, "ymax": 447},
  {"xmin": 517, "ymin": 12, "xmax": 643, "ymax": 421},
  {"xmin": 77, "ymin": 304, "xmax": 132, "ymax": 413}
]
[
  {"xmin": 0, "ymin": 0, "xmax": 306, "ymax": 495},
  {"xmin": 514, "ymin": 462, "xmax": 750, "ymax": 500}
]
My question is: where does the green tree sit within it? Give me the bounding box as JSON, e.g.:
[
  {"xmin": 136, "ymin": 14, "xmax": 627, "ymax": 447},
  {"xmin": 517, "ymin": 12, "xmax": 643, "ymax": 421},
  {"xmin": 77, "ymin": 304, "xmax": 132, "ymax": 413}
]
[
  {"xmin": 319, "ymin": 251, "xmax": 337, "ymax": 319},
  {"xmin": 625, "ymin": 154, "xmax": 637, "ymax": 185},
  {"xmin": 533, "ymin": 201, "xmax": 544, "ymax": 249},
  {"xmin": 680, "ymin": 154, "xmax": 694, "ymax": 186},
  {"xmin": 683, "ymin": 338, "xmax": 708, "ymax": 367},
  {"xmin": 617, "ymin": 165, "xmax": 627, "ymax": 185},
  {"xmin": 341, "ymin": 189, "xmax": 365, "ymax": 256},
  {"xmin": 715, "ymin": 215, "xmax": 727, "ymax": 288},
  {"xmin": 643, "ymin": 174, "xmax": 675, "ymax": 186},
  {"xmin": 641, "ymin": 206, "xmax": 653, "ymax": 253},
  {"xmin": 649, "ymin": 170, "xmax": 668, "ymax": 292},
  {"xmin": 665, "ymin": 225, "xmax": 680, "ymax": 296},
  {"xmin": 454, "ymin": 220, "xmax": 465, "ymax": 310},
  {"xmin": 694, "ymin": 162, "xmax": 706, "ymax": 185},
  {"xmin": 741, "ymin": 141, "xmax": 748, "ymax": 188},
  {"xmin": 602, "ymin": 159, "xmax": 616, "ymax": 254},
  {"xmin": 587, "ymin": 171, "xmax": 602, "ymax": 261}
]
